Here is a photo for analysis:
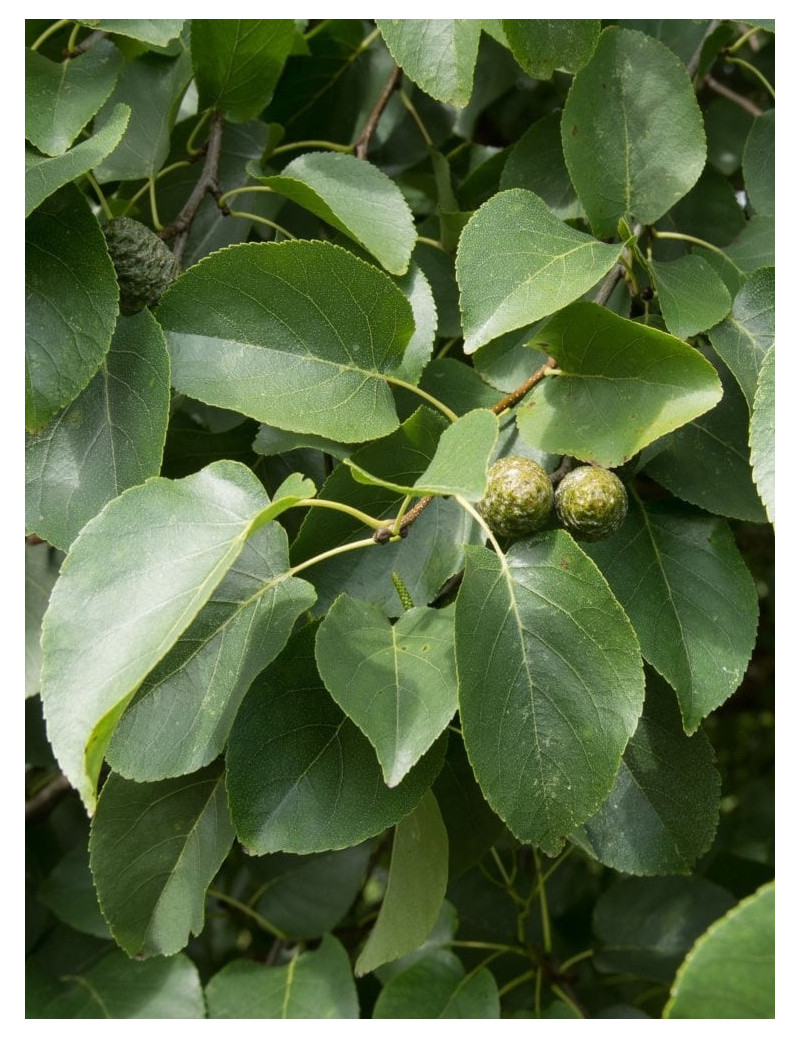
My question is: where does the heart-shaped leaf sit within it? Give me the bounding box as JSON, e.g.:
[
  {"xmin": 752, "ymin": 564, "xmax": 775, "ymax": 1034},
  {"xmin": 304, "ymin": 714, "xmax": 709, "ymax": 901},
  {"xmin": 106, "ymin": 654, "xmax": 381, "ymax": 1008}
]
[
  {"xmin": 456, "ymin": 534, "xmax": 645, "ymax": 854},
  {"xmin": 456, "ymin": 190, "xmax": 621, "ymax": 353},
  {"xmin": 40, "ymin": 460, "xmax": 271, "ymax": 811},
  {"xmin": 516, "ymin": 302, "xmax": 722, "ymax": 466},
  {"xmin": 316, "ymin": 597, "xmax": 458, "ymax": 786},
  {"xmin": 157, "ymin": 241, "xmax": 415, "ymax": 443},
  {"xmin": 89, "ymin": 762, "xmax": 235, "ymax": 957},
  {"xmin": 257, "ymin": 152, "xmax": 416, "ymax": 275}
]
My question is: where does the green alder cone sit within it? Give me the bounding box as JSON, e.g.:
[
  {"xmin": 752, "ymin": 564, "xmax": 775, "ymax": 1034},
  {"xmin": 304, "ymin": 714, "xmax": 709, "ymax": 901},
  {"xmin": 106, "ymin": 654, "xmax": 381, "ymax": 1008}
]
[
  {"xmin": 555, "ymin": 465, "xmax": 628, "ymax": 541},
  {"xmin": 103, "ymin": 217, "xmax": 181, "ymax": 315},
  {"xmin": 477, "ymin": 456, "xmax": 554, "ymax": 538}
]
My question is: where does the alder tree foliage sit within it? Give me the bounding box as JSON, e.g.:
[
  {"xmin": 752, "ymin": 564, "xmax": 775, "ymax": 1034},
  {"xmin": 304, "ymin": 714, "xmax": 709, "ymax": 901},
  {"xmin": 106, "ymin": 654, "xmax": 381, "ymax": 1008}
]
[{"xmin": 25, "ymin": 18, "xmax": 775, "ymax": 1019}]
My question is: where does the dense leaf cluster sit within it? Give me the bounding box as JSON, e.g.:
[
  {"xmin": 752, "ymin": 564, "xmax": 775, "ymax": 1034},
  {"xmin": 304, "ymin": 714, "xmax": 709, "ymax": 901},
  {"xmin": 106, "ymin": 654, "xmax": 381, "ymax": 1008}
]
[{"xmin": 25, "ymin": 18, "xmax": 774, "ymax": 1019}]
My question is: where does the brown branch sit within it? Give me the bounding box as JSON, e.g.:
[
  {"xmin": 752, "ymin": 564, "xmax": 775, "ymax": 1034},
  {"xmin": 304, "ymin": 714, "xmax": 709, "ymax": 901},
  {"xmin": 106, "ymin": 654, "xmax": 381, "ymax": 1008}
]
[
  {"xmin": 355, "ymin": 63, "xmax": 401, "ymax": 159},
  {"xmin": 492, "ymin": 358, "xmax": 557, "ymax": 415},
  {"xmin": 704, "ymin": 75, "xmax": 763, "ymax": 116},
  {"xmin": 26, "ymin": 774, "xmax": 72, "ymax": 826},
  {"xmin": 548, "ymin": 456, "xmax": 575, "ymax": 487},
  {"xmin": 159, "ymin": 110, "xmax": 227, "ymax": 265},
  {"xmin": 593, "ymin": 264, "xmax": 625, "ymax": 306}
]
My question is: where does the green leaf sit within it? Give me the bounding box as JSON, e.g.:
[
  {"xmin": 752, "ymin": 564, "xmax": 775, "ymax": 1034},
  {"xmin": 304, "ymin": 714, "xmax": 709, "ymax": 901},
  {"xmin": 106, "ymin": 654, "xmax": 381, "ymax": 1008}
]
[
  {"xmin": 742, "ymin": 110, "xmax": 775, "ymax": 216},
  {"xmin": 77, "ymin": 20, "xmax": 185, "ymax": 46},
  {"xmin": 27, "ymin": 950, "xmax": 205, "ymax": 1018},
  {"xmin": 26, "ymin": 310, "xmax": 171, "ymax": 551},
  {"xmin": 347, "ymin": 409, "xmax": 499, "ymax": 501},
  {"xmin": 651, "ymin": 255, "xmax": 731, "ymax": 340},
  {"xmin": 254, "ymin": 423, "xmax": 353, "ymax": 461},
  {"xmin": 245, "ymin": 843, "xmax": 373, "ymax": 940},
  {"xmin": 38, "ymin": 843, "xmax": 110, "ymax": 939},
  {"xmin": 643, "ymin": 352, "xmax": 767, "ymax": 522},
  {"xmin": 92, "ymin": 50, "xmax": 193, "ymax": 182},
  {"xmin": 516, "ymin": 302, "xmax": 723, "ymax": 467},
  {"xmin": 257, "ymin": 152, "xmax": 416, "ymax": 275},
  {"xmin": 750, "ymin": 345, "xmax": 775, "ymax": 523},
  {"xmin": 89, "ymin": 763, "xmax": 234, "ymax": 957},
  {"xmin": 723, "ymin": 215, "xmax": 775, "ymax": 272},
  {"xmin": 708, "ymin": 266, "xmax": 774, "ymax": 409},
  {"xmin": 501, "ymin": 20, "xmax": 600, "ymax": 78},
  {"xmin": 374, "ymin": 953, "xmax": 500, "ymax": 1017},
  {"xmin": 670, "ymin": 167, "xmax": 746, "ymax": 247},
  {"xmin": 619, "ymin": 19, "xmax": 714, "ymax": 67},
  {"xmin": 433, "ymin": 732, "xmax": 504, "ymax": 881},
  {"xmin": 593, "ymin": 877, "xmax": 736, "ymax": 985},
  {"xmin": 455, "ymin": 534, "xmax": 645, "ymax": 855},
  {"xmin": 392, "ymin": 263, "xmax": 438, "ymax": 384},
  {"xmin": 472, "ymin": 326, "xmax": 549, "ymax": 393},
  {"xmin": 575, "ymin": 672, "xmax": 720, "ymax": 876},
  {"xmin": 584, "ymin": 497, "xmax": 758, "ymax": 733},
  {"xmin": 400, "ymin": 359, "xmax": 500, "ymax": 418},
  {"xmin": 665, "ymin": 881, "xmax": 775, "ymax": 1019},
  {"xmin": 456, "ymin": 190, "xmax": 621, "ymax": 353},
  {"xmin": 40, "ymin": 460, "xmax": 270, "ymax": 811},
  {"xmin": 25, "ymin": 41, "xmax": 123, "ymax": 156},
  {"xmin": 106, "ymin": 521, "xmax": 316, "ymax": 781},
  {"xmin": 25, "ymin": 185, "xmax": 119, "ymax": 432},
  {"xmin": 377, "ymin": 20, "xmax": 481, "ymax": 107},
  {"xmin": 561, "ymin": 27, "xmax": 706, "ymax": 237},
  {"xmin": 206, "ymin": 934, "xmax": 358, "ymax": 1018},
  {"xmin": 499, "ymin": 112, "xmax": 582, "ymax": 220},
  {"xmin": 704, "ymin": 97, "xmax": 754, "ymax": 177},
  {"xmin": 25, "ymin": 543, "xmax": 62, "ymax": 698},
  {"xmin": 356, "ymin": 791, "xmax": 449, "ymax": 976},
  {"xmin": 24, "ymin": 102, "xmax": 130, "ymax": 216},
  {"xmin": 191, "ymin": 20, "xmax": 295, "ymax": 122},
  {"xmin": 316, "ymin": 597, "xmax": 458, "ymax": 786},
  {"xmin": 157, "ymin": 240, "xmax": 415, "ymax": 443},
  {"xmin": 226, "ymin": 624, "xmax": 447, "ymax": 854}
]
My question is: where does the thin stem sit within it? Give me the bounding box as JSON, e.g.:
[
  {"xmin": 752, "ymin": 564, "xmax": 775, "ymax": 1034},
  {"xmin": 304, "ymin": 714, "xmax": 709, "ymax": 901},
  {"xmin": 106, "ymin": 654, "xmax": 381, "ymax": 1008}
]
[
  {"xmin": 186, "ymin": 109, "xmax": 211, "ymax": 157},
  {"xmin": 726, "ymin": 55, "xmax": 775, "ymax": 99},
  {"xmin": 705, "ymin": 75, "xmax": 763, "ymax": 116},
  {"xmin": 385, "ymin": 376, "xmax": 458, "ymax": 423},
  {"xmin": 218, "ymin": 184, "xmax": 275, "ymax": 206},
  {"xmin": 392, "ymin": 494, "xmax": 414, "ymax": 536},
  {"xmin": 490, "ymin": 847, "xmax": 513, "ymax": 888},
  {"xmin": 417, "ymin": 235, "xmax": 449, "ymax": 253},
  {"xmin": 66, "ymin": 22, "xmax": 81, "ymax": 55},
  {"xmin": 30, "ymin": 18, "xmax": 70, "ymax": 51},
  {"xmin": 271, "ymin": 139, "xmax": 353, "ymax": 157},
  {"xmin": 533, "ymin": 849, "xmax": 552, "ymax": 955},
  {"xmin": 435, "ymin": 337, "xmax": 460, "ymax": 360},
  {"xmin": 728, "ymin": 24, "xmax": 762, "ymax": 54},
  {"xmin": 122, "ymin": 163, "xmax": 192, "ymax": 216},
  {"xmin": 355, "ymin": 63, "xmax": 401, "ymax": 158},
  {"xmin": 534, "ymin": 968, "xmax": 543, "ymax": 1017},
  {"xmin": 450, "ymin": 940, "xmax": 528, "ymax": 959},
  {"xmin": 227, "ymin": 210, "xmax": 297, "ymax": 240},
  {"xmin": 287, "ymin": 537, "xmax": 378, "ymax": 579},
  {"xmin": 559, "ymin": 947, "xmax": 595, "ymax": 973},
  {"xmin": 539, "ymin": 844, "xmax": 574, "ymax": 886},
  {"xmin": 294, "ymin": 497, "xmax": 386, "ymax": 531},
  {"xmin": 148, "ymin": 177, "xmax": 163, "ymax": 231},
  {"xmin": 84, "ymin": 171, "xmax": 114, "ymax": 221},
  {"xmin": 652, "ymin": 229, "xmax": 744, "ymax": 272},
  {"xmin": 551, "ymin": 983, "xmax": 584, "ymax": 1018},
  {"xmin": 498, "ymin": 969, "xmax": 536, "ymax": 999},
  {"xmin": 398, "ymin": 89, "xmax": 434, "ymax": 147},
  {"xmin": 455, "ymin": 495, "xmax": 505, "ymax": 557},
  {"xmin": 356, "ymin": 27, "xmax": 381, "ymax": 54},
  {"xmin": 208, "ymin": 889, "xmax": 287, "ymax": 940},
  {"xmin": 67, "ymin": 29, "xmax": 106, "ymax": 58}
]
